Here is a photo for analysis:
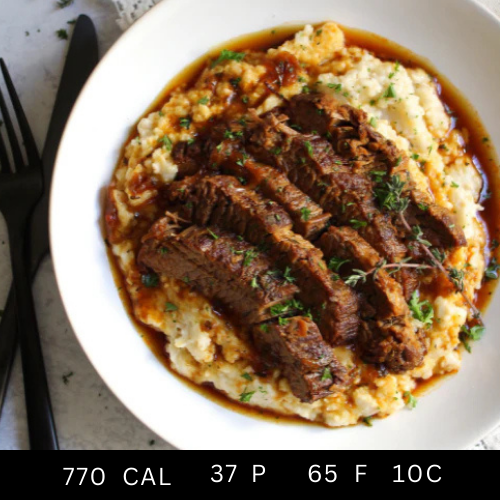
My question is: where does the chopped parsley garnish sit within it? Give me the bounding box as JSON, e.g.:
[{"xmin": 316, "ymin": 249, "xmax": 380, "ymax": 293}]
[
  {"xmin": 382, "ymin": 83, "xmax": 397, "ymax": 99},
  {"xmin": 327, "ymin": 83, "xmax": 342, "ymax": 92},
  {"xmin": 369, "ymin": 117, "xmax": 377, "ymax": 128},
  {"xmin": 362, "ymin": 416, "xmax": 373, "ymax": 427},
  {"xmin": 243, "ymin": 249, "xmax": 259, "ymax": 267},
  {"xmin": 260, "ymin": 324, "xmax": 270, "ymax": 333},
  {"xmin": 283, "ymin": 267, "xmax": 296, "ymax": 283},
  {"xmin": 230, "ymin": 77, "xmax": 242, "ymax": 88},
  {"xmin": 278, "ymin": 317, "xmax": 290, "ymax": 326},
  {"xmin": 198, "ymin": 96, "xmax": 210, "ymax": 105},
  {"xmin": 159, "ymin": 134, "xmax": 173, "ymax": 150},
  {"xmin": 141, "ymin": 273, "xmax": 159, "ymax": 288},
  {"xmin": 388, "ymin": 61, "xmax": 400, "ymax": 79},
  {"xmin": 56, "ymin": 29, "xmax": 68, "ymax": 40},
  {"xmin": 321, "ymin": 367, "xmax": 333, "ymax": 381},
  {"xmin": 207, "ymin": 229, "xmax": 219, "ymax": 240},
  {"xmin": 451, "ymin": 181, "xmax": 460, "ymax": 188},
  {"xmin": 270, "ymin": 299, "xmax": 301, "ymax": 317},
  {"xmin": 408, "ymin": 291, "xmax": 434, "ymax": 327},
  {"xmin": 459, "ymin": 324, "xmax": 485, "ymax": 353},
  {"xmin": 403, "ymin": 391, "xmax": 418, "ymax": 409},
  {"xmin": 179, "ymin": 117, "xmax": 191, "ymax": 129},
  {"xmin": 241, "ymin": 372, "xmax": 253, "ymax": 382},
  {"xmin": 350, "ymin": 219, "xmax": 367, "ymax": 229},
  {"xmin": 303, "ymin": 141, "xmax": 314, "ymax": 156},
  {"xmin": 328, "ymin": 257, "xmax": 350, "ymax": 273},
  {"xmin": 251, "ymin": 277, "xmax": 259, "ymax": 289},
  {"xmin": 224, "ymin": 129, "xmax": 244, "ymax": 139},
  {"xmin": 242, "ymin": 95, "xmax": 249, "ymax": 104},
  {"xmin": 300, "ymin": 207, "xmax": 311, "ymax": 221},
  {"xmin": 211, "ymin": 49, "xmax": 245, "ymax": 68},
  {"xmin": 165, "ymin": 302, "xmax": 178, "ymax": 313},
  {"xmin": 239, "ymin": 390, "xmax": 255, "ymax": 403},
  {"xmin": 485, "ymin": 258, "xmax": 500, "ymax": 280},
  {"xmin": 182, "ymin": 276, "xmax": 191, "ymax": 284}
]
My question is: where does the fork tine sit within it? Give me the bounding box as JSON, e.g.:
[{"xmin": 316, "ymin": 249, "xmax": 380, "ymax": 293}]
[
  {"xmin": 0, "ymin": 87, "xmax": 24, "ymax": 170},
  {"xmin": 0, "ymin": 59, "xmax": 39, "ymax": 168},
  {"xmin": 0, "ymin": 125, "xmax": 12, "ymax": 173}
]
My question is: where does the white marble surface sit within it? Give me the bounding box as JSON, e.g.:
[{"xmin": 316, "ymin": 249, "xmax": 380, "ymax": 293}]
[{"xmin": 0, "ymin": 0, "xmax": 499, "ymax": 450}]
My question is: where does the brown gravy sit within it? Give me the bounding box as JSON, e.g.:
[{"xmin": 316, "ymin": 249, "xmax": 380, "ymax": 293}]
[{"xmin": 107, "ymin": 23, "xmax": 500, "ymax": 426}]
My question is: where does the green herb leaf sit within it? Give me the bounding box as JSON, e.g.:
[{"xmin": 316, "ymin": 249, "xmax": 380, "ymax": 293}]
[
  {"xmin": 408, "ymin": 291, "xmax": 434, "ymax": 326},
  {"xmin": 300, "ymin": 207, "xmax": 311, "ymax": 221},
  {"xmin": 241, "ymin": 372, "xmax": 253, "ymax": 381},
  {"xmin": 239, "ymin": 390, "xmax": 255, "ymax": 403},
  {"xmin": 321, "ymin": 367, "xmax": 333, "ymax": 382},
  {"xmin": 403, "ymin": 391, "xmax": 418, "ymax": 409},
  {"xmin": 165, "ymin": 302, "xmax": 178, "ymax": 313},
  {"xmin": 211, "ymin": 49, "xmax": 246, "ymax": 68},
  {"xmin": 303, "ymin": 141, "xmax": 314, "ymax": 157},
  {"xmin": 374, "ymin": 175, "xmax": 409, "ymax": 213},
  {"xmin": 485, "ymin": 258, "xmax": 500, "ymax": 280},
  {"xmin": 207, "ymin": 229, "xmax": 219, "ymax": 240},
  {"xmin": 362, "ymin": 416, "xmax": 373, "ymax": 427},
  {"xmin": 56, "ymin": 29, "xmax": 68, "ymax": 40},
  {"xmin": 459, "ymin": 324, "xmax": 486, "ymax": 353},
  {"xmin": 159, "ymin": 135, "xmax": 173, "ymax": 151},
  {"xmin": 328, "ymin": 257, "xmax": 351, "ymax": 273},
  {"xmin": 179, "ymin": 117, "xmax": 191, "ymax": 129},
  {"xmin": 283, "ymin": 267, "xmax": 296, "ymax": 283},
  {"xmin": 350, "ymin": 219, "xmax": 367, "ymax": 229},
  {"xmin": 382, "ymin": 83, "xmax": 397, "ymax": 99},
  {"xmin": 141, "ymin": 273, "xmax": 159, "ymax": 288},
  {"xmin": 198, "ymin": 96, "xmax": 210, "ymax": 105}
]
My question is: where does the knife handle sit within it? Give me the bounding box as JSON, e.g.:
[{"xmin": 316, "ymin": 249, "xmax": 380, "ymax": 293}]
[{"xmin": 0, "ymin": 290, "xmax": 17, "ymax": 416}]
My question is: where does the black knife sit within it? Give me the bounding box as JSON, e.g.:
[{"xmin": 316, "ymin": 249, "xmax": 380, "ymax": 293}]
[{"xmin": 0, "ymin": 15, "xmax": 99, "ymax": 417}]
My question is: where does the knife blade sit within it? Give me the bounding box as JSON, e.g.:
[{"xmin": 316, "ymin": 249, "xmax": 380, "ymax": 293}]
[{"xmin": 0, "ymin": 15, "xmax": 99, "ymax": 417}]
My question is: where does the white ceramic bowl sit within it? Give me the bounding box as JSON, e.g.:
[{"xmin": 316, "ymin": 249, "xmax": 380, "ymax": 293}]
[{"xmin": 50, "ymin": 0, "xmax": 500, "ymax": 449}]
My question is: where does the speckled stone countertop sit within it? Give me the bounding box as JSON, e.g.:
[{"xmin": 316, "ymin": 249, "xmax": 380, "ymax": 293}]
[{"xmin": 0, "ymin": 0, "xmax": 499, "ymax": 450}]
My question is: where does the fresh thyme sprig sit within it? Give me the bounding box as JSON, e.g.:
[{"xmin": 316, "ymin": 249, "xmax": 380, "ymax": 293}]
[
  {"xmin": 344, "ymin": 261, "xmax": 432, "ymax": 288},
  {"xmin": 370, "ymin": 170, "xmax": 482, "ymax": 323},
  {"xmin": 398, "ymin": 212, "xmax": 482, "ymax": 324}
]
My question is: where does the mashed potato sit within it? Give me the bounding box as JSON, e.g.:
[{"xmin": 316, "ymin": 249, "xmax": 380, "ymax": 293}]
[{"xmin": 107, "ymin": 22, "xmax": 488, "ymax": 427}]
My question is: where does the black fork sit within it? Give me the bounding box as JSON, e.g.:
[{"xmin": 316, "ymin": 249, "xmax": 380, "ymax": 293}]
[{"xmin": 0, "ymin": 59, "xmax": 58, "ymax": 450}]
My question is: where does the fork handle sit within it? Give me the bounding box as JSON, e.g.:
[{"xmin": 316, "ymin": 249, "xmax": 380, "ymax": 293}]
[{"xmin": 8, "ymin": 224, "xmax": 59, "ymax": 451}]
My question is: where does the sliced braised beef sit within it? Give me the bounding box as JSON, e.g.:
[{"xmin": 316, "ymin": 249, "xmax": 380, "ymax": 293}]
[
  {"xmin": 138, "ymin": 218, "xmax": 298, "ymax": 324},
  {"xmin": 245, "ymin": 111, "xmax": 417, "ymax": 299},
  {"xmin": 287, "ymin": 93, "xmax": 466, "ymax": 251},
  {"xmin": 252, "ymin": 316, "xmax": 347, "ymax": 403},
  {"xmin": 318, "ymin": 226, "xmax": 425, "ymax": 372},
  {"xmin": 166, "ymin": 175, "xmax": 359, "ymax": 345},
  {"xmin": 167, "ymin": 175, "xmax": 292, "ymax": 242},
  {"xmin": 171, "ymin": 140, "xmax": 205, "ymax": 179},
  {"xmin": 211, "ymin": 141, "xmax": 331, "ymax": 240}
]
